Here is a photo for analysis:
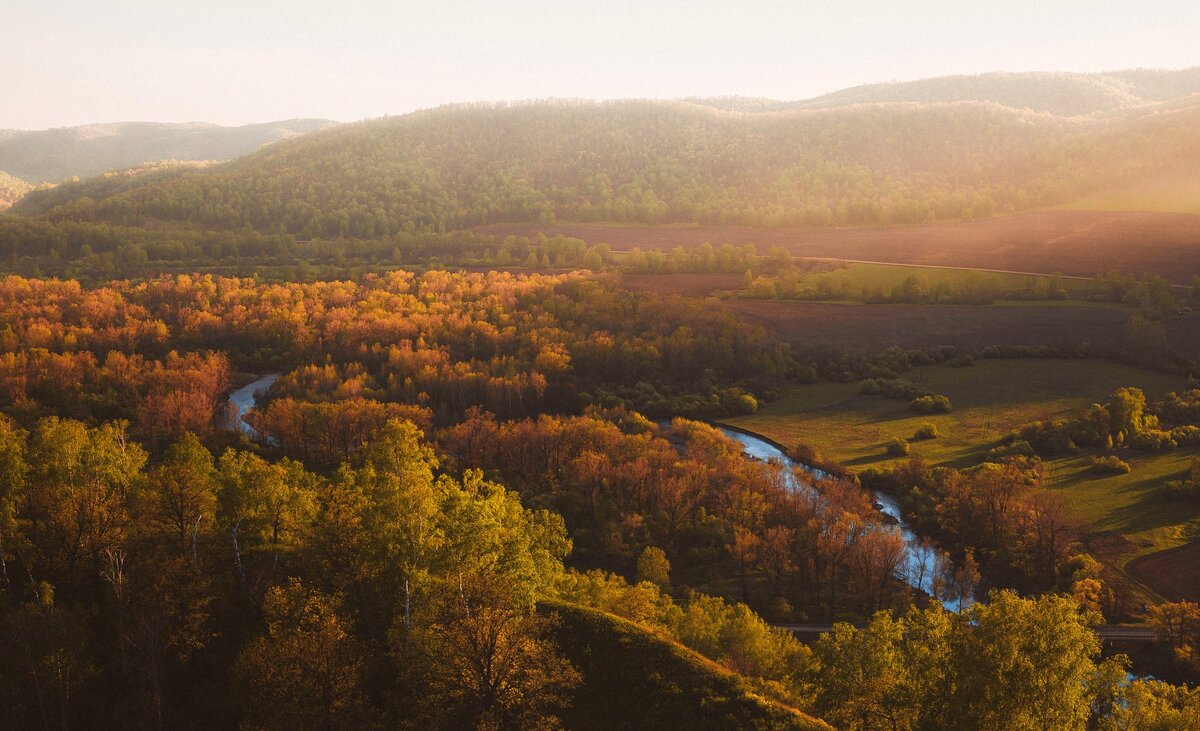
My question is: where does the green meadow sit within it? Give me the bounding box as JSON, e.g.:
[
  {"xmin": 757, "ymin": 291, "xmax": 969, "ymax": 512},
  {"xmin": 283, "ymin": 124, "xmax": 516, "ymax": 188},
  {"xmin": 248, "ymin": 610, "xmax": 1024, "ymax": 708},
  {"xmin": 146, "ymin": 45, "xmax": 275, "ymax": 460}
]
[{"xmin": 724, "ymin": 358, "xmax": 1200, "ymax": 571}]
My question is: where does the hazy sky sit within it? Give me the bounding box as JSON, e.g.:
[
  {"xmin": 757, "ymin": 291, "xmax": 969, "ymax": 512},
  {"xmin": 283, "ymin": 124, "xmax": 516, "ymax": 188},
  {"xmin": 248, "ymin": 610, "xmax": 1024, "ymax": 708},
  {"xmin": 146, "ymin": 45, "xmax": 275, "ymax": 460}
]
[{"xmin": 2, "ymin": 0, "xmax": 1198, "ymax": 129}]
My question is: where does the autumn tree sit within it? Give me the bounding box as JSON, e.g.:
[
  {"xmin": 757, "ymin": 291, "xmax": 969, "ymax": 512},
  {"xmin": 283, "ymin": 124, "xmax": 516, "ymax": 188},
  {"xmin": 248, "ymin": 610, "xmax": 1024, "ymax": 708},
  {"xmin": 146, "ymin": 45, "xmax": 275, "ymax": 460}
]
[
  {"xmin": 234, "ymin": 579, "xmax": 374, "ymax": 731},
  {"xmin": 409, "ymin": 571, "xmax": 580, "ymax": 730}
]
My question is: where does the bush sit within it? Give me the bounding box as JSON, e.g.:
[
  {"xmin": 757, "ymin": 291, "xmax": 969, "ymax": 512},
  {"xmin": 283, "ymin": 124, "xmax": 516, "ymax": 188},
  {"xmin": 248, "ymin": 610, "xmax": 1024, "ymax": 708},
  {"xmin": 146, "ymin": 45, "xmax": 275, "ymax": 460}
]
[
  {"xmin": 1129, "ymin": 429, "xmax": 1176, "ymax": 452},
  {"xmin": 1161, "ymin": 480, "xmax": 1199, "ymax": 501},
  {"xmin": 910, "ymin": 395, "xmax": 952, "ymax": 413},
  {"xmin": 1169, "ymin": 425, "xmax": 1200, "ymax": 446},
  {"xmin": 914, "ymin": 422, "xmax": 939, "ymax": 440},
  {"xmin": 886, "ymin": 437, "xmax": 911, "ymax": 457},
  {"xmin": 789, "ymin": 442, "xmax": 823, "ymax": 466},
  {"xmin": 986, "ymin": 439, "xmax": 1035, "ymax": 460},
  {"xmin": 1090, "ymin": 455, "xmax": 1131, "ymax": 475}
]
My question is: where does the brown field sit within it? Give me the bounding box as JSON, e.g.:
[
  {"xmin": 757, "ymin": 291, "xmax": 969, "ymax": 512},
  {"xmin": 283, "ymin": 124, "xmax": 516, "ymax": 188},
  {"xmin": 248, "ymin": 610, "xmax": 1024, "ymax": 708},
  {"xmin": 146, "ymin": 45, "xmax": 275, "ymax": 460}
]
[
  {"xmin": 621, "ymin": 272, "xmax": 745, "ymax": 297},
  {"xmin": 1126, "ymin": 539, "xmax": 1200, "ymax": 602},
  {"xmin": 478, "ymin": 209, "xmax": 1200, "ymax": 283},
  {"xmin": 723, "ymin": 299, "xmax": 1134, "ymax": 353},
  {"xmin": 726, "ymin": 300, "xmax": 1200, "ymax": 357},
  {"xmin": 620, "ymin": 273, "xmax": 1200, "ymax": 357}
]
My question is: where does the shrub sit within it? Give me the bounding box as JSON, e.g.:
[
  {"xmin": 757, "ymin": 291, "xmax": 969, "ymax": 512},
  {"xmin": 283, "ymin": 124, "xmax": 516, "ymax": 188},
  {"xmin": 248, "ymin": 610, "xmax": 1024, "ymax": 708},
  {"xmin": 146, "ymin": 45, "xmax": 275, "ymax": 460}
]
[
  {"xmin": 914, "ymin": 422, "xmax": 939, "ymax": 440},
  {"xmin": 1161, "ymin": 480, "xmax": 1199, "ymax": 501},
  {"xmin": 910, "ymin": 395, "xmax": 952, "ymax": 413},
  {"xmin": 1169, "ymin": 425, "xmax": 1200, "ymax": 446},
  {"xmin": 886, "ymin": 437, "xmax": 911, "ymax": 457},
  {"xmin": 789, "ymin": 442, "xmax": 823, "ymax": 466},
  {"xmin": 1090, "ymin": 455, "xmax": 1131, "ymax": 475},
  {"xmin": 1129, "ymin": 429, "xmax": 1176, "ymax": 452},
  {"xmin": 985, "ymin": 439, "xmax": 1035, "ymax": 460}
]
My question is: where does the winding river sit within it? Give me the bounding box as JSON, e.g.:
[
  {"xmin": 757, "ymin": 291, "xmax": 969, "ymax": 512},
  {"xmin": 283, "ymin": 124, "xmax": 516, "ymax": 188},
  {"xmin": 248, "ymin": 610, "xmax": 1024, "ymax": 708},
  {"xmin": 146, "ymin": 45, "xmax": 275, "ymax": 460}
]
[
  {"xmin": 716, "ymin": 426, "xmax": 970, "ymax": 611},
  {"xmin": 227, "ymin": 373, "xmax": 279, "ymax": 439},
  {"xmin": 222, "ymin": 377, "xmax": 966, "ymax": 610}
]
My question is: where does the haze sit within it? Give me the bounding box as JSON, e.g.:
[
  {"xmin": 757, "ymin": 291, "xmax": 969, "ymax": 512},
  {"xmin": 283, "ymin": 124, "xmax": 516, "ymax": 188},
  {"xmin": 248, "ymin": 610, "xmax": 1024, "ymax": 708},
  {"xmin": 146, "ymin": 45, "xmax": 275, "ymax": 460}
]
[{"xmin": 2, "ymin": 0, "xmax": 1199, "ymax": 129}]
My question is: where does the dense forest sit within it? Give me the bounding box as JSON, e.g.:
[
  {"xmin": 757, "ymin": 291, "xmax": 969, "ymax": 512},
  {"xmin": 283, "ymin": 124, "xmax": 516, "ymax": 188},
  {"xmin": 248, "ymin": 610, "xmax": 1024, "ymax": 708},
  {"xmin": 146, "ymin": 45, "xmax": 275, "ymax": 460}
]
[
  {"xmin": 10, "ymin": 97, "xmax": 1200, "ymax": 239},
  {"xmin": 0, "ymin": 265, "xmax": 1195, "ymax": 728}
]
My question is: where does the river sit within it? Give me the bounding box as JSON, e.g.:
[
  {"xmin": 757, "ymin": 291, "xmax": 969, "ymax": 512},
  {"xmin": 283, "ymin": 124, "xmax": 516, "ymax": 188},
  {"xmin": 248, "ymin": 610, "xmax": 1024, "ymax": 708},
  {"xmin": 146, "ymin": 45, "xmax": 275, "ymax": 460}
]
[
  {"xmin": 716, "ymin": 425, "xmax": 970, "ymax": 611},
  {"xmin": 221, "ymin": 381, "xmax": 965, "ymax": 609},
  {"xmin": 226, "ymin": 373, "xmax": 279, "ymax": 439}
]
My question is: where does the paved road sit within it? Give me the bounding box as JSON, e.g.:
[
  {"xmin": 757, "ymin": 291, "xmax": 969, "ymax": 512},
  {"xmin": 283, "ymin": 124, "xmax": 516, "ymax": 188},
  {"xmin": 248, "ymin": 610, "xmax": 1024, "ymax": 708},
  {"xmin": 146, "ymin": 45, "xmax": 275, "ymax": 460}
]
[{"xmin": 777, "ymin": 624, "xmax": 1158, "ymax": 643}]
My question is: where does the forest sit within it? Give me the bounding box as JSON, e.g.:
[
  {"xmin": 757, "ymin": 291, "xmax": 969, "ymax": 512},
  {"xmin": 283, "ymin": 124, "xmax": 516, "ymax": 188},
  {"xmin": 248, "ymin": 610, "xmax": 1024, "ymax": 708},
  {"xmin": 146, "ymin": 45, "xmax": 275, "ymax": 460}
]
[
  {"xmin": 0, "ymin": 263, "xmax": 1194, "ymax": 728},
  {"xmin": 2, "ymin": 60, "xmax": 1200, "ymax": 730},
  {"xmin": 9, "ymin": 97, "xmax": 1200, "ymax": 240}
]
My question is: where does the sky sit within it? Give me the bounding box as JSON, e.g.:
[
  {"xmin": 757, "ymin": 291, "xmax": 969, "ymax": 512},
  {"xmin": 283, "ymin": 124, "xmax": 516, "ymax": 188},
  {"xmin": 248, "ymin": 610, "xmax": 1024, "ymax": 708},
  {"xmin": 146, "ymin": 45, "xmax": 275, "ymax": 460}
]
[{"xmin": 2, "ymin": 0, "xmax": 1198, "ymax": 129}]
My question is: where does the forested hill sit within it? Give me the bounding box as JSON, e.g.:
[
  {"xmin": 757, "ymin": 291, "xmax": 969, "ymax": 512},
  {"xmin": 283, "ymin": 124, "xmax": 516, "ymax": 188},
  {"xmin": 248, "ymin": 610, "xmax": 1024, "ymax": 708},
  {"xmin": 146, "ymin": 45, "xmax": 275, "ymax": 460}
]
[
  {"xmin": 0, "ymin": 118, "xmax": 336, "ymax": 184},
  {"xmin": 11, "ymin": 93, "xmax": 1200, "ymax": 237},
  {"xmin": 0, "ymin": 171, "xmax": 31, "ymax": 210},
  {"xmin": 776, "ymin": 68, "xmax": 1200, "ymax": 117}
]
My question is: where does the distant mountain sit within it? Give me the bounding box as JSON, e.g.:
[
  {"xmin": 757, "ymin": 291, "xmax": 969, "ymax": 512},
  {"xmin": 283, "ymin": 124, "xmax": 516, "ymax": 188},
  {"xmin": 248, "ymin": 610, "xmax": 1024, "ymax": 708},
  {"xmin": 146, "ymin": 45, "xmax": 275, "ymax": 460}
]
[
  {"xmin": 778, "ymin": 68, "xmax": 1200, "ymax": 117},
  {"xmin": 0, "ymin": 119, "xmax": 337, "ymax": 183},
  {"xmin": 0, "ymin": 171, "xmax": 32, "ymax": 210}
]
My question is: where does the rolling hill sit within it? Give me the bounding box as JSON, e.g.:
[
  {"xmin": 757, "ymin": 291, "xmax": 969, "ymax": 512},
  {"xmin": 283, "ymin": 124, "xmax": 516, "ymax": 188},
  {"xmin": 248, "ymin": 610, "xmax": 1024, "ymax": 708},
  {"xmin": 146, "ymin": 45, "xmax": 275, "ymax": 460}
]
[
  {"xmin": 12, "ymin": 94, "xmax": 1200, "ymax": 240},
  {"xmin": 780, "ymin": 68, "xmax": 1200, "ymax": 117},
  {"xmin": 0, "ymin": 118, "xmax": 336, "ymax": 184}
]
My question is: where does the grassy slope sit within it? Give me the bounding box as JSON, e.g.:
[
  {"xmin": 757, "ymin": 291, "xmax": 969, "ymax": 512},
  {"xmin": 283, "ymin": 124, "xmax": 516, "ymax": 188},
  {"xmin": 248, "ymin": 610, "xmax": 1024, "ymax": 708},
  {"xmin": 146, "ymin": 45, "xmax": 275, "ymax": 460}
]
[
  {"xmin": 724, "ymin": 359, "xmax": 1200, "ymax": 575},
  {"xmin": 543, "ymin": 601, "xmax": 830, "ymax": 731}
]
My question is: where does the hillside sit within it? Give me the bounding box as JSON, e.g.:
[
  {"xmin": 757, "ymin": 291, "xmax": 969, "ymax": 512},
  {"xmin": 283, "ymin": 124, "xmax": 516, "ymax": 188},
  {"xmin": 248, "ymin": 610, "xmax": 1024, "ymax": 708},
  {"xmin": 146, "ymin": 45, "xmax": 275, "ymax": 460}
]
[
  {"xmin": 544, "ymin": 601, "xmax": 831, "ymax": 731},
  {"xmin": 781, "ymin": 68, "xmax": 1200, "ymax": 116},
  {"xmin": 0, "ymin": 118, "xmax": 336, "ymax": 183},
  {"xmin": 13, "ymin": 96, "xmax": 1200, "ymax": 240},
  {"xmin": 0, "ymin": 171, "xmax": 31, "ymax": 210}
]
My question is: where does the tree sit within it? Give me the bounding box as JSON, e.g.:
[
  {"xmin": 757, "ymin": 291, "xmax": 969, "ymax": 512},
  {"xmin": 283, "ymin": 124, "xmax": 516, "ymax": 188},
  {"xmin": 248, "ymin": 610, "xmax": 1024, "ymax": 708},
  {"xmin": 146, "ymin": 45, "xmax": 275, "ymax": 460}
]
[
  {"xmin": 635, "ymin": 546, "xmax": 671, "ymax": 590},
  {"xmin": 1107, "ymin": 387, "xmax": 1147, "ymax": 441},
  {"xmin": 410, "ymin": 572, "xmax": 580, "ymax": 730},
  {"xmin": 0, "ymin": 416, "xmax": 27, "ymax": 589},
  {"xmin": 234, "ymin": 579, "xmax": 374, "ymax": 731},
  {"xmin": 146, "ymin": 433, "xmax": 216, "ymax": 552},
  {"xmin": 955, "ymin": 591, "xmax": 1102, "ymax": 730}
]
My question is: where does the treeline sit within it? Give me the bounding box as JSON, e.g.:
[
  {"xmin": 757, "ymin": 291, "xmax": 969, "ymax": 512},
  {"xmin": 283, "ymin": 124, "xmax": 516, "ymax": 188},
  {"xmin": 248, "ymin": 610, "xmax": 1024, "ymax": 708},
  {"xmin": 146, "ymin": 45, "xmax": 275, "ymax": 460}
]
[
  {"xmin": 1010, "ymin": 386, "xmax": 1200, "ymax": 457},
  {"xmin": 0, "ymin": 216, "xmax": 614, "ymax": 281},
  {"xmin": 14, "ymin": 99, "xmax": 1200, "ymax": 236},
  {"xmin": 745, "ymin": 266, "xmax": 1197, "ymax": 319}
]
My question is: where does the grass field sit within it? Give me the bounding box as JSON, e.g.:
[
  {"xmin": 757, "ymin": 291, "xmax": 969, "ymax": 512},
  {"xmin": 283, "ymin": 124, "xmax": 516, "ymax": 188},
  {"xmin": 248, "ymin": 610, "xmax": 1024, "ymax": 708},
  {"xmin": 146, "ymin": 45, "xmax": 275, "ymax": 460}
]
[
  {"xmin": 722, "ymin": 358, "xmax": 1200, "ymax": 597},
  {"xmin": 764, "ymin": 261, "xmax": 1099, "ymax": 301}
]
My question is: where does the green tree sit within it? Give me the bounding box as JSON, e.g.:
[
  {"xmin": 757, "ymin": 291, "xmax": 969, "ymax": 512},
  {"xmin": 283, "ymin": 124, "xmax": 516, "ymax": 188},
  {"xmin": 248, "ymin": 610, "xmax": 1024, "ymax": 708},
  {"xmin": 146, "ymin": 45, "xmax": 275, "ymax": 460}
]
[
  {"xmin": 146, "ymin": 433, "xmax": 216, "ymax": 552},
  {"xmin": 635, "ymin": 546, "xmax": 671, "ymax": 590}
]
